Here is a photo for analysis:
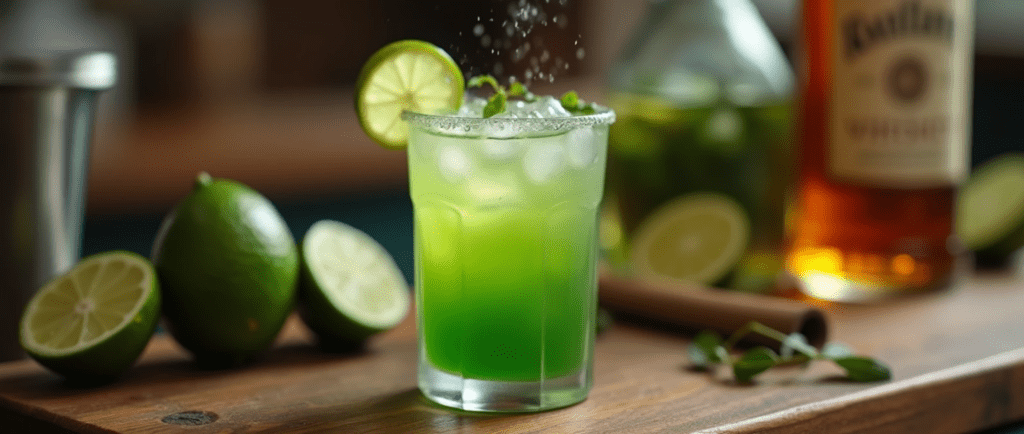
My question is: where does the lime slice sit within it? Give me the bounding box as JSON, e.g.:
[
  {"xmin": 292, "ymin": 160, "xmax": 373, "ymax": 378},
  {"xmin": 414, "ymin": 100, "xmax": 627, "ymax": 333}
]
[
  {"xmin": 20, "ymin": 251, "xmax": 160, "ymax": 381},
  {"xmin": 298, "ymin": 220, "xmax": 410, "ymax": 346},
  {"xmin": 355, "ymin": 40, "xmax": 464, "ymax": 149},
  {"xmin": 630, "ymin": 193, "xmax": 751, "ymax": 285},
  {"xmin": 957, "ymin": 153, "xmax": 1024, "ymax": 259}
]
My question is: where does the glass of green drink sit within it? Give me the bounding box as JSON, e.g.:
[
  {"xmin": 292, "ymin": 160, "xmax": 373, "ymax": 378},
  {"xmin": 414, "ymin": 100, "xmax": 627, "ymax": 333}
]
[{"xmin": 403, "ymin": 97, "xmax": 615, "ymax": 412}]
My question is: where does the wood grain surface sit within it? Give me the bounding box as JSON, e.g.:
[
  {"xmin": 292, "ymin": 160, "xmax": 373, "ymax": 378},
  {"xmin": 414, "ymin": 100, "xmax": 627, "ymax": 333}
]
[{"xmin": 1, "ymin": 269, "xmax": 1023, "ymax": 433}]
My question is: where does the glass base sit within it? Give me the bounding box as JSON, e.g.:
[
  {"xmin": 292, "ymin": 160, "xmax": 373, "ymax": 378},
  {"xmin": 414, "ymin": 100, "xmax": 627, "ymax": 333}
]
[{"xmin": 419, "ymin": 362, "xmax": 590, "ymax": 413}]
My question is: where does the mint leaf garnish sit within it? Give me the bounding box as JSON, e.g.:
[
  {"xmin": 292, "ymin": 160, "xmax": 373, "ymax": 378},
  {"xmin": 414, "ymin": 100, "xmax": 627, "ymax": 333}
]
[
  {"xmin": 483, "ymin": 92, "xmax": 506, "ymax": 118},
  {"xmin": 560, "ymin": 91, "xmax": 579, "ymax": 110},
  {"xmin": 559, "ymin": 90, "xmax": 597, "ymax": 115},
  {"xmin": 685, "ymin": 321, "xmax": 891, "ymax": 384},
  {"xmin": 466, "ymin": 75, "xmax": 593, "ymax": 116},
  {"xmin": 468, "ymin": 75, "xmax": 502, "ymax": 93},
  {"xmin": 508, "ymin": 82, "xmax": 527, "ymax": 97}
]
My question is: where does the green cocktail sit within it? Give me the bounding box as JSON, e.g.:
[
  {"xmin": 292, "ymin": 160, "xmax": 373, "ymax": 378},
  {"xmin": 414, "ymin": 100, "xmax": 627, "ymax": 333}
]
[{"xmin": 405, "ymin": 100, "xmax": 614, "ymax": 412}]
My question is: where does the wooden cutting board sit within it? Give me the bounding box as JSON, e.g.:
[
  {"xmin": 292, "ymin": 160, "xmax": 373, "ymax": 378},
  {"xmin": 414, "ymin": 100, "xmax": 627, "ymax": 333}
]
[{"xmin": 1, "ymin": 269, "xmax": 1024, "ymax": 433}]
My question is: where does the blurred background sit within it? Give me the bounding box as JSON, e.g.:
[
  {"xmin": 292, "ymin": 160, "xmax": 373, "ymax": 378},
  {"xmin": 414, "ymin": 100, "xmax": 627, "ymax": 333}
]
[{"xmin": 2, "ymin": 0, "xmax": 1021, "ymax": 282}]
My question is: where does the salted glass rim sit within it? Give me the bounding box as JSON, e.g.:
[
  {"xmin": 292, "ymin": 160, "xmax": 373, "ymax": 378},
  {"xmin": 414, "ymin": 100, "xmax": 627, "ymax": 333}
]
[{"xmin": 401, "ymin": 107, "xmax": 615, "ymax": 137}]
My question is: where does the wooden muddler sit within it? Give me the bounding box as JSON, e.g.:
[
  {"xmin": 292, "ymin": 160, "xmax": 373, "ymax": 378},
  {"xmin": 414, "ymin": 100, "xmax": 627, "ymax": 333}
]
[{"xmin": 599, "ymin": 271, "xmax": 829, "ymax": 348}]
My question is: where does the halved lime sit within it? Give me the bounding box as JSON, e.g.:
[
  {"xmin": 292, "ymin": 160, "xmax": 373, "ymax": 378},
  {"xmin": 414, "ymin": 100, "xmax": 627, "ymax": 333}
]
[
  {"xmin": 20, "ymin": 251, "xmax": 160, "ymax": 381},
  {"xmin": 355, "ymin": 40, "xmax": 464, "ymax": 149},
  {"xmin": 630, "ymin": 193, "xmax": 751, "ymax": 285},
  {"xmin": 957, "ymin": 153, "xmax": 1024, "ymax": 260},
  {"xmin": 298, "ymin": 220, "xmax": 410, "ymax": 346}
]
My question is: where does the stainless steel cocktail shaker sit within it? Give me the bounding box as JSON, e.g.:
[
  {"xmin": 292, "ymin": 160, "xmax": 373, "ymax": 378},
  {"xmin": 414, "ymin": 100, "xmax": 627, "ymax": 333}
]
[{"xmin": 0, "ymin": 50, "xmax": 116, "ymax": 361}]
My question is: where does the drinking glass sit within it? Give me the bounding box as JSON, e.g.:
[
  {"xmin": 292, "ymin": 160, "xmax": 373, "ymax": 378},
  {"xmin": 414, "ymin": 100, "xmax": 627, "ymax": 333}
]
[{"xmin": 404, "ymin": 108, "xmax": 615, "ymax": 412}]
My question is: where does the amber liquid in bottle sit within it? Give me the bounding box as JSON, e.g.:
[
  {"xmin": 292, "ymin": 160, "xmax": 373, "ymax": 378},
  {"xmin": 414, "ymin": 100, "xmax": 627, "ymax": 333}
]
[{"xmin": 786, "ymin": 0, "xmax": 973, "ymax": 301}]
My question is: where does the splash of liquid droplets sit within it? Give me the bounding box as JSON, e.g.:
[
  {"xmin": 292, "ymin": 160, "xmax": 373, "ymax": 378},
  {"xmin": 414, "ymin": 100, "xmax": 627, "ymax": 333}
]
[{"xmin": 461, "ymin": 0, "xmax": 582, "ymax": 86}]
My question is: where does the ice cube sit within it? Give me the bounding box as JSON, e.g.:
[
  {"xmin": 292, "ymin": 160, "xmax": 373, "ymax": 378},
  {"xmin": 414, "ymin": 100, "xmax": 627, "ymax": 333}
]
[
  {"xmin": 523, "ymin": 143, "xmax": 565, "ymax": 184},
  {"xmin": 482, "ymin": 138, "xmax": 521, "ymax": 160},
  {"xmin": 564, "ymin": 127, "xmax": 597, "ymax": 167},
  {"xmin": 437, "ymin": 145, "xmax": 472, "ymax": 183},
  {"xmin": 499, "ymin": 95, "xmax": 572, "ymax": 119}
]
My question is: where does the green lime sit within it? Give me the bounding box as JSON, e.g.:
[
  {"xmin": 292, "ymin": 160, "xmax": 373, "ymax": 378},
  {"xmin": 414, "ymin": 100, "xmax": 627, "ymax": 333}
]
[
  {"xmin": 20, "ymin": 251, "xmax": 160, "ymax": 382},
  {"xmin": 355, "ymin": 40, "xmax": 464, "ymax": 149},
  {"xmin": 151, "ymin": 173, "xmax": 299, "ymax": 367},
  {"xmin": 630, "ymin": 193, "xmax": 751, "ymax": 286},
  {"xmin": 298, "ymin": 220, "xmax": 409, "ymax": 348},
  {"xmin": 957, "ymin": 153, "xmax": 1024, "ymax": 260}
]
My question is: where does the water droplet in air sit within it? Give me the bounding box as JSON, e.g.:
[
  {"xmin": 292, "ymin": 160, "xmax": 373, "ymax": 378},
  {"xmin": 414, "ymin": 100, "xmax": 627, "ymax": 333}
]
[
  {"xmin": 555, "ymin": 14, "xmax": 568, "ymax": 29},
  {"xmin": 473, "ymin": 23, "xmax": 485, "ymax": 37},
  {"xmin": 576, "ymin": 47, "xmax": 585, "ymax": 60},
  {"xmin": 481, "ymin": 34, "xmax": 492, "ymax": 47}
]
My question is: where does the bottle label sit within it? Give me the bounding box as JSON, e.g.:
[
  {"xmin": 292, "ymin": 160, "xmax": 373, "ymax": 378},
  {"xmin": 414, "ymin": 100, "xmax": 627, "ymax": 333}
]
[{"xmin": 829, "ymin": 0, "xmax": 972, "ymax": 187}]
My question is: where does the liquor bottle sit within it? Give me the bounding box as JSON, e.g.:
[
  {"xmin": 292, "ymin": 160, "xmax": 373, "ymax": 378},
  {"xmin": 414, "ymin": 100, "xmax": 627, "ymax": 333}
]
[
  {"xmin": 786, "ymin": 0, "xmax": 974, "ymax": 301},
  {"xmin": 603, "ymin": 0, "xmax": 795, "ymax": 293}
]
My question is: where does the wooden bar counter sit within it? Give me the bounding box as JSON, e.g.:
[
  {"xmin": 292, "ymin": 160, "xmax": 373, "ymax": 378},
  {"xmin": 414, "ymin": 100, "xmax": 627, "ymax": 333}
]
[{"xmin": 1, "ymin": 266, "xmax": 1024, "ymax": 433}]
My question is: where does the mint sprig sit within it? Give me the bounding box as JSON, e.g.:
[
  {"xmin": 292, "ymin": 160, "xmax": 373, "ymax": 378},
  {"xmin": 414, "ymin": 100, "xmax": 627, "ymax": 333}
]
[
  {"xmin": 467, "ymin": 75, "xmax": 594, "ymax": 118},
  {"xmin": 687, "ymin": 322, "xmax": 891, "ymax": 383},
  {"xmin": 559, "ymin": 91, "xmax": 596, "ymax": 115}
]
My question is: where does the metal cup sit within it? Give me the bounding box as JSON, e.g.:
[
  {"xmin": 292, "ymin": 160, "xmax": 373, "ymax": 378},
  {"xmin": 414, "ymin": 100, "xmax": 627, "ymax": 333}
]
[{"xmin": 0, "ymin": 51, "xmax": 116, "ymax": 361}]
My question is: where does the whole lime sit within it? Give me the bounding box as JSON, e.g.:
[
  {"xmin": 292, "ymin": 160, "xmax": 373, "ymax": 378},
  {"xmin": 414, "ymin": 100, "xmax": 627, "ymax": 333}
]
[{"xmin": 151, "ymin": 173, "xmax": 299, "ymax": 367}]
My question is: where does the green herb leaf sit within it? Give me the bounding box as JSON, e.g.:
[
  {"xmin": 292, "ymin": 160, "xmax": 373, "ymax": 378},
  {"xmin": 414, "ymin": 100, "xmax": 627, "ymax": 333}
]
[
  {"xmin": 483, "ymin": 92, "xmax": 506, "ymax": 118},
  {"xmin": 780, "ymin": 333, "xmax": 818, "ymax": 360},
  {"xmin": 821, "ymin": 342, "xmax": 855, "ymax": 360},
  {"xmin": 467, "ymin": 75, "xmax": 502, "ymax": 92},
  {"xmin": 580, "ymin": 104, "xmax": 596, "ymax": 115},
  {"xmin": 733, "ymin": 347, "xmax": 779, "ymax": 383},
  {"xmin": 689, "ymin": 330, "xmax": 724, "ymax": 365},
  {"xmin": 687, "ymin": 343, "xmax": 711, "ymax": 369},
  {"xmin": 560, "ymin": 91, "xmax": 580, "ymax": 111},
  {"xmin": 508, "ymin": 82, "xmax": 527, "ymax": 97},
  {"xmin": 833, "ymin": 356, "xmax": 891, "ymax": 382},
  {"xmin": 687, "ymin": 322, "xmax": 891, "ymax": 384}
]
